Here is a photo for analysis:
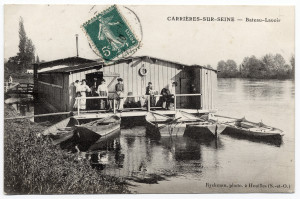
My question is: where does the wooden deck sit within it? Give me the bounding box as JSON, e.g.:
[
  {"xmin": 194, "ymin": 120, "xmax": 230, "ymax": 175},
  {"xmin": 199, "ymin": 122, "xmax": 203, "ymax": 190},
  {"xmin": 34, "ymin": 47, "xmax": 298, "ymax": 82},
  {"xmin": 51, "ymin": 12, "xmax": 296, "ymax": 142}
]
[{"xmin": 74, "ymin": 108, "xmax": 217, "ymax": 120}]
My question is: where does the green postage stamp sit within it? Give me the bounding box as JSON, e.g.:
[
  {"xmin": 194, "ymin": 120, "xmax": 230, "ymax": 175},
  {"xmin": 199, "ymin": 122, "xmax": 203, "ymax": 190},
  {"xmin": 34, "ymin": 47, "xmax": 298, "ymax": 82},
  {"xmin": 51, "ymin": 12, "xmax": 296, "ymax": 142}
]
[{"xmin": 82, "ymin": 5, "xmax": 140, "ymax": 63}]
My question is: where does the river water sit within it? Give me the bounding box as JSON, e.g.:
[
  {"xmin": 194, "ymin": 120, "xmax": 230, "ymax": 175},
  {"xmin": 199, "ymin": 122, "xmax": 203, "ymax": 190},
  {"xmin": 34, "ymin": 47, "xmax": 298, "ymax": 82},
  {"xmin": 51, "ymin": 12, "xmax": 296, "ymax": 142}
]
[{"xmin": 74, "ymin": 78, "xmax": 294, "ymax": 193}]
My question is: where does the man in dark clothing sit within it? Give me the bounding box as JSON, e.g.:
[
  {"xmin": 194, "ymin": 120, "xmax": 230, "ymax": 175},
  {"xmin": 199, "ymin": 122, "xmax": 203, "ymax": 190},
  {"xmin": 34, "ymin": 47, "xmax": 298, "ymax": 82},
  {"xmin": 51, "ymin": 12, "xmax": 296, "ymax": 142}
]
[
  {"xmin": 89, "ymin": 78, "xmax": 99, "ymax": 110},
  {"xmin": 160, "ymin": 87, "xmax": 171, "ymax": 110},
  {"xmin": 160, "ymin": 82, "xmax": 177, "ymax": 110}
]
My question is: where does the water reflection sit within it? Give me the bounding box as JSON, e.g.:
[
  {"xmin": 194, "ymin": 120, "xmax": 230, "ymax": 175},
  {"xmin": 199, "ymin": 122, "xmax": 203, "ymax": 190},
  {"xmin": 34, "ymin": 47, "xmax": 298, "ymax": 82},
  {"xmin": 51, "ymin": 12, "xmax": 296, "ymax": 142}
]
[{"xmin": 64, "ymin": 126, "xmax": 225, "ymax": 181}]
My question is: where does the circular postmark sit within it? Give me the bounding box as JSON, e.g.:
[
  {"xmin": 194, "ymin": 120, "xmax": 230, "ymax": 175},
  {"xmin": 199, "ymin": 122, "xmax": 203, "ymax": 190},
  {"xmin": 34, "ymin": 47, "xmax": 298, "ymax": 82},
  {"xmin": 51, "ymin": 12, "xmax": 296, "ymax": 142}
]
[{"xmin": 82, "ymin": 5, "xmax": 143, "ymax": 64}]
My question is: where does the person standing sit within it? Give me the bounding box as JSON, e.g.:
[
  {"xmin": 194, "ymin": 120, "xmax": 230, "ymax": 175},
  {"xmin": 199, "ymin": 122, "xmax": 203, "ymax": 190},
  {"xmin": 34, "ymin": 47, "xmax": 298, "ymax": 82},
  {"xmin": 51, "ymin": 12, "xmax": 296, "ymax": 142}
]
[
  {"xmin": 167, "ymin": 82, "xmax": 177, "ymax": 109},
  {"xmin": 90, "ymin": 78, "xmax": 99, "ymax": 110},
  {"xmin": 160, "ymin": 87, "xmax": 170, "ymax": 110},
  {"xmin": 73, "ymin": 80, "xmax": 81, "ymax": 109},
  {"xmin": 190, "ymin": 84, "xmax": 197, "ymax": 108},
  {"xmin": 115, "ymin": 78, "xmax": 124, "ymax": 112},
  {"xmin": 97, "ymin": 79, "xmax": 108, "ymax": 110},
  {"xmin": 146, "ymin": 82, "xmax": 155, "ymax": 110},
  {"xmin": 79, "ymin": 79, "xmax": 91, "ymax": 110}
]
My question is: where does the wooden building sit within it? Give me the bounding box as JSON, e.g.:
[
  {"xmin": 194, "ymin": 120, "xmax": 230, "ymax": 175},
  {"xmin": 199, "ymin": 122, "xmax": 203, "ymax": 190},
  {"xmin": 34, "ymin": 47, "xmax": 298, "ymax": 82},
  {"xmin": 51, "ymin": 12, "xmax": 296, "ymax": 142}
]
[{"xmin": 34, "ymin": 56, "xmax": 217, "ymax": 116}]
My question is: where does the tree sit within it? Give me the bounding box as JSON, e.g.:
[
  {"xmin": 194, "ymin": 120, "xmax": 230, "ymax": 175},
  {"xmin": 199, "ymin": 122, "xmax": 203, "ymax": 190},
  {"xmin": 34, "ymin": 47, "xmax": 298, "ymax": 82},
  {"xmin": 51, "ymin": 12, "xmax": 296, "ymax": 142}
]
[
  {"xmin": 241, "ymin": 56, "xmax": 265, "ymax": 78},
  {"xmin": 290, "ymin": 55, "xmax": 295, "ymax": 78},
  {"xmin": 36, "ymin": 55, "xmax": 40, "ymax": 63},
  {"xmin": 262, "ymin": 53, "xmax": 289, "ymax": 78},
  {"xmin": 217, "ymin": 59, "xmax": 238, "ymax": 78},
  {"xmin": 13, "ymin": 16, "xmax": 36, "ymax": 72},
  {"xmin": 226, "ymin": 59, "xmax": 238, "ymax": 76},
  {"xmin": 18, "ymin": 17, "xmax": 27, "ymax": 66},
  {"xmin": 25, "ymin": 38, "xmax": 35, "ymax": 64}
]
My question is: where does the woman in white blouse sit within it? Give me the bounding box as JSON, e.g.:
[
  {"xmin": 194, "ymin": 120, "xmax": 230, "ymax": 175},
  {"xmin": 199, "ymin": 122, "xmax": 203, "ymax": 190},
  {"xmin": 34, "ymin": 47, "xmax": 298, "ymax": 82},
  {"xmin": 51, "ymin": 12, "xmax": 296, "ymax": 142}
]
[
  {"xmin": 97, "ymin": 79, "xmax": 108, "ymax": 109},
  {"xmin": 79, "ymin": 79, "xmax": 91, "ymax": 110}
]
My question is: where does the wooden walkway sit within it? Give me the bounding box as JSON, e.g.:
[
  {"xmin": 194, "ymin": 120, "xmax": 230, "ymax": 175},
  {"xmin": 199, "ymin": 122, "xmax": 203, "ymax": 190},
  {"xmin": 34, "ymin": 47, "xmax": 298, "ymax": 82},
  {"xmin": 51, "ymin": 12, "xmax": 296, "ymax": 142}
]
[
  {"xmin": 5, "ymin": 83, "xmax": 34, "ymax": 95},
  {"xmin": 4, "ymin": 82, "xmax": 19, "ymax": 92},
  {"xmin": 74, "ymin": 109, "xmax": 217, "ymax": 120}
]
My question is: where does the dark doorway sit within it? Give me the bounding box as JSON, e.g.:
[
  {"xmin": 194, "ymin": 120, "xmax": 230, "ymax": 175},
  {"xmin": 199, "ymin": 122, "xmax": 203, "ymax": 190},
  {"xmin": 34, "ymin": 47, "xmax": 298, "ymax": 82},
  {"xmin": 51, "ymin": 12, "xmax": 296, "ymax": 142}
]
[
  {"xmin": 86, "ymin": 72, "xmax": 103, "ymax": 88},
  {"xmin": 85, "ymin": 72, "xmax": 103, "ymax": 110}
]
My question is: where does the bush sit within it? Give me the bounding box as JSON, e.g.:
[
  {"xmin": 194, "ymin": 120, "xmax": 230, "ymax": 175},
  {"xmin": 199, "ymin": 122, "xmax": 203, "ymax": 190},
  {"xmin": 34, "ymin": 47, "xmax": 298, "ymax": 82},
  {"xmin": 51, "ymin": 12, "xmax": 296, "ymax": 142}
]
[{"xmin": 4, "ymin": 105, "xmax": 130, "ymax": 194}]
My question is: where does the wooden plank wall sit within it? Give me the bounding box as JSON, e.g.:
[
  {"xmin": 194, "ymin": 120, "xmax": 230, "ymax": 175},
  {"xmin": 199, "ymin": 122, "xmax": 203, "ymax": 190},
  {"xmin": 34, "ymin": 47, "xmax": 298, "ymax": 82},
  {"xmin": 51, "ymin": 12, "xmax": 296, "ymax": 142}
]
[
  {"xmin": 67, "ymin": 58, "xmax": 186, "ymax": 108},
  {"xmin": 65, "ymin": 58, "xmax": 217, "ymax": 111},
  {"xmin": 37, "ymin": 73, "xmax": 65, "ymax": 111},
  {"xmin": 38, "ymin": 59, "xmax": 217, "ymax": 112},
  {"xmin": 199, "ymin": 68, "xmax": 217, "ymax": 110}
]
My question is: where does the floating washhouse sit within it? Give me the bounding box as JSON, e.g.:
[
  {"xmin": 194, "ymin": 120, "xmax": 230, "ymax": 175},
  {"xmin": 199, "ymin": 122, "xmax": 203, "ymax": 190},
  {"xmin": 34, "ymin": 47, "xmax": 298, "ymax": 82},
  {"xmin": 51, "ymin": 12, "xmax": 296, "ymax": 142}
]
[{"xmin": 33, "ymin": 56, "xmax": 217, "ymax": 118}]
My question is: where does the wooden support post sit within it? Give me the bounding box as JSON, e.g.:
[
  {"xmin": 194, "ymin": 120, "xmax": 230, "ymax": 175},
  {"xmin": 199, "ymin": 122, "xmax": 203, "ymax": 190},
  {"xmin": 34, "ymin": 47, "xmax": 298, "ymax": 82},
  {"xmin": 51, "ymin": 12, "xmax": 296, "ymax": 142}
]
[
  {"xmin": 147, "ymin": 95, "xmax": 150, "ymax": 112},
  {"xmin": 113, "ymin": 99, "xmax": 116, "ymax": 114},
  {"xmin": 174, "ymin": 94, "xmax": 177, "ymax": 111},
  {"xmin": 200, "ymin": 95, "xmax": 202, "ymax": 110},
  {"xmin": 77, "ymin": 98, "xmax": 80, "ymax": 116}
]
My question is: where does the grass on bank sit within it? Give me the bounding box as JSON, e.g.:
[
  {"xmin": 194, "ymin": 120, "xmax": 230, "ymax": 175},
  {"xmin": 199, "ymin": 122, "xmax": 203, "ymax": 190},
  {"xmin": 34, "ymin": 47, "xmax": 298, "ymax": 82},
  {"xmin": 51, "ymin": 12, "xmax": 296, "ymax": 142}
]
[{"xmin": 4, "ymin": 105, "xmax": 130, "ymax": 194}]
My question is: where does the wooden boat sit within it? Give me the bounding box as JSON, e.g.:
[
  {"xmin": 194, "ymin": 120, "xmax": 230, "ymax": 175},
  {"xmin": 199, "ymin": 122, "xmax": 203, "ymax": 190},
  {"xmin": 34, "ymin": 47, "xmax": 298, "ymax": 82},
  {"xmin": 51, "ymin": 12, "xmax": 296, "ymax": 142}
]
[
  {"xmin": 221, "ymin": 117, "xmax": 284, "ymax": 145},
  {"xmin": 42, "ymin": 117, "xmax": 80, "ymax": 145},
  {"xmin": 74, "ymin": 115, "xmax": 121, "ymax": 143},
  {"xmin": 184, "ymin": 122, "xmax": 226, "ymax": 139},
  {"xmin": 145, "ymin": 111, "xmax": 203, "ymax": 137}
]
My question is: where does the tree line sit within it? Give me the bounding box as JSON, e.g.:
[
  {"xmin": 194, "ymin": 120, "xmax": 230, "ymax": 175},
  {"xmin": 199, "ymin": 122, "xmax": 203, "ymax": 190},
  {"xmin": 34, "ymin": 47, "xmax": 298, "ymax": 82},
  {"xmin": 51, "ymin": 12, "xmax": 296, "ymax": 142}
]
[
  {"xmin": 5, "ymin": 17, "xmax": 39, "ymax": 74},
  {"xmin": 217, "ymin": 54, "xmax": 295, "ymax": 79}
]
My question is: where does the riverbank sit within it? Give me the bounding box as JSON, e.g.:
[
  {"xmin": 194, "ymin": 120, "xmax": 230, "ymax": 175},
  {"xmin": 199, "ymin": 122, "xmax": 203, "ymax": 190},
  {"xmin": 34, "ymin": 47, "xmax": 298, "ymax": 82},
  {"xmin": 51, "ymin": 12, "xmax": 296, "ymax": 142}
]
[{"xmin": 4, "ymin": 104, "xmax": 130, "ymax": 194}]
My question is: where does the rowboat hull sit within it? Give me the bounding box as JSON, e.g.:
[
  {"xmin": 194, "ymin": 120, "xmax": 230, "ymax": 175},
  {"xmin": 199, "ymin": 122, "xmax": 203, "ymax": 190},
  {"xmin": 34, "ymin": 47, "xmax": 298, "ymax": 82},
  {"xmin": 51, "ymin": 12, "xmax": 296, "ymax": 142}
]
[
  {"xmin": 75, "ymin": 115, "xmax": 121, "ymax": 143},
  {"xmin": 145, "ymin": 122, "xmax": 187, "ymax": 137},
  {"xmin": 145, "ymin": 111, "xmax": 203, "ymax": 137},
  {"xmin": 42, "ymin": 117, "xmax": 79, "ymax": 145},
  {"xmin": 222, "ymin": 125, "xmax": 282, "ymax": 143},
  {"xmin": 221, "ymin": 119, "xmax": 283, "ymax": 145},
  {"xmin": 88, "ymin": 129, "xmax": 121, "ymax": 151},
  {"xmin": 184, "ymin": 123, "xmax": 226, "ymax": 139}
]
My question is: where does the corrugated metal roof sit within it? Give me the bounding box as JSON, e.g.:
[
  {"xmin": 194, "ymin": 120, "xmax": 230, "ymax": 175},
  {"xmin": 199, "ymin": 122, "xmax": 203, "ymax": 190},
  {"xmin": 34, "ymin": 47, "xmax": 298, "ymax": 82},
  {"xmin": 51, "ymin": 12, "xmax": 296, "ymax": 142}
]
[{"xmin": 38, "ymin": 56, "xmax": 218, "ymax": 73}]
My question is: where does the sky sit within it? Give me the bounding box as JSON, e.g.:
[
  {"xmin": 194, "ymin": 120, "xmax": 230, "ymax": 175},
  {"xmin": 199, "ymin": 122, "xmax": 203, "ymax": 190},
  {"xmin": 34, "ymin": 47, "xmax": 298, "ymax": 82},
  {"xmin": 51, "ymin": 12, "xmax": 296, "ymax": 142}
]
[{"xmin": 4, "ymin": 5, "xmax": 294, "ymax": 68}]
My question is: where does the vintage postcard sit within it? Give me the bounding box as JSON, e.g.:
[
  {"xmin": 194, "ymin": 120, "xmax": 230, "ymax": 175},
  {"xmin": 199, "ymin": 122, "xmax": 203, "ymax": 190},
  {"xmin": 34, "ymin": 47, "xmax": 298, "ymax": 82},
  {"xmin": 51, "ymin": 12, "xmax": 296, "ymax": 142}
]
[{"xmin": 3, "ymin": 4, "xmax": 295, "ymax": 194}]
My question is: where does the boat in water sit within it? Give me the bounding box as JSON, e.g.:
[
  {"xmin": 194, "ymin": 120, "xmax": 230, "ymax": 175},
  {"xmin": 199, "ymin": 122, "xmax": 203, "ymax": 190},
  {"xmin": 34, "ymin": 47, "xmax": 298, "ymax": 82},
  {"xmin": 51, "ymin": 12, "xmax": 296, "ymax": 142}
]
[
  {"xmin": 220, "ymin": 117, "xmax": 284, "ymax": 145},
  {"xmin": 145, "ymin": 111, "xmax": 203, "ymax": 137},
  {"xmin": 184, "ymin": 122, "xmax": 226, "ymax": 139},
  {"xmin": 74, "ymin": 115, "xmax": 121, "ymax": 143},
  {"xmin": 42, "ymin": 117, "xmax": 80, "ymax": 145}
]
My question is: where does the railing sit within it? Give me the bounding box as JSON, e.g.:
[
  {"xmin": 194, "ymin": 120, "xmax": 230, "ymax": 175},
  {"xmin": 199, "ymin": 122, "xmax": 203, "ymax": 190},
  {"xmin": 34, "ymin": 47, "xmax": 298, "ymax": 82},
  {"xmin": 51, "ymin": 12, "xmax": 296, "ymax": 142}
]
[
  {"xmin": 5, "ymin": 82, "xmax": 34, "ymax": 94},
  {"xmin": 75, "ymin": 93, "xmax": 202, "ymax": 116},
  {"xmin": 4, "ymin": 82, "xmax": 19, "ymax": 93}
]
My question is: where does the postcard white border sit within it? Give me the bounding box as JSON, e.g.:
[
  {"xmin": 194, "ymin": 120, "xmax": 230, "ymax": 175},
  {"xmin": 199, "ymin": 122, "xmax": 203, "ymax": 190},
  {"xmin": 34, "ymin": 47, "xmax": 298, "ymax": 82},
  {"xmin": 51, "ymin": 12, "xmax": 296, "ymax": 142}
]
[{"xmin": 0, "ymin": 1, "xmax": 298, "ymax": 199}]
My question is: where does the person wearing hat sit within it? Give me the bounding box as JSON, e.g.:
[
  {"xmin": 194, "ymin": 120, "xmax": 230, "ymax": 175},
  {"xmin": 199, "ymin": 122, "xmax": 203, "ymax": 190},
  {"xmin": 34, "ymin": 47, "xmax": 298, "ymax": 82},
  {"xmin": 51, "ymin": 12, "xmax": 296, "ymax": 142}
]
[
  {"xmin": 115, "ymin": 78, "xmax": 124, "ymax": 112},
  {"xmin": 97, "ymin": 79, "xmax": 108, "ymax": 110}
]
